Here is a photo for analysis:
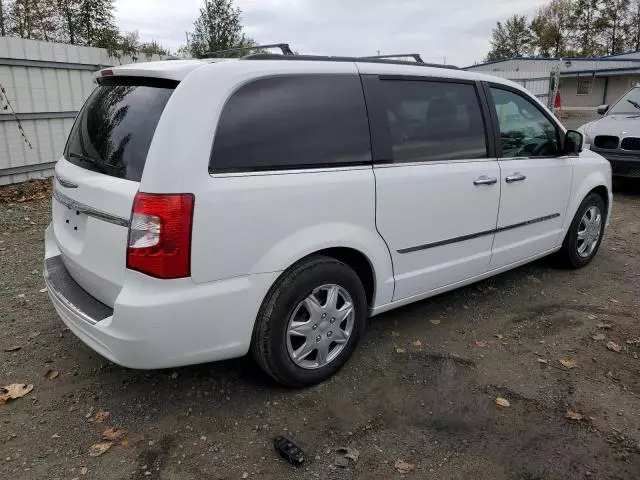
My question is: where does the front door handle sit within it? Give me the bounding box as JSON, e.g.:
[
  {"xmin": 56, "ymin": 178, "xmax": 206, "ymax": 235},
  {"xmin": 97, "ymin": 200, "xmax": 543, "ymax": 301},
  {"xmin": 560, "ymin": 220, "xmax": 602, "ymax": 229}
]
[
  {"xmin": 505, "ymin": 172, "xmax": 527, "ymax": 183},
  {"xmin": 473, "ymin": 175, "xmax": 498, "ymax": 186}
]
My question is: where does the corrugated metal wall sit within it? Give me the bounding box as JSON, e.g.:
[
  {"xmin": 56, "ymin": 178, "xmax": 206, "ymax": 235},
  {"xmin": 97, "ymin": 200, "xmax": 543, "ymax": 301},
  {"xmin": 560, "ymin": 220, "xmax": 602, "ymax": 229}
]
[
  {"xmin": 0, "ymin": 36, "xmax": 163, "ymax": 186},
  {"xmin": 479, "ymin": 70, "xmax": 555, "ymax": 107}
]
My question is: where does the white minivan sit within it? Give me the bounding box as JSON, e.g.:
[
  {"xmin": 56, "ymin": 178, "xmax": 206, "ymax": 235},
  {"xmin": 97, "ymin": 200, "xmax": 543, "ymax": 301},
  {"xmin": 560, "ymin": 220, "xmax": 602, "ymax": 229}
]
[{"xmin": 44, "ymin": 48, "xmax": 612, "ymax": 386}]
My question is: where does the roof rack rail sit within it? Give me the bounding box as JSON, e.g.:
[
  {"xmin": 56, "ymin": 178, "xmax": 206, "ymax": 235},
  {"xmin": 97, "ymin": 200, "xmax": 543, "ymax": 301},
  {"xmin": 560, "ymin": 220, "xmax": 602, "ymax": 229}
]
[
  {"xmin": 242, "ymin": 53, "xmax": 459, "ymax": 70},
  {"xmin": 360, "ymin": 53, "xmax": 424, "ymax": 63},
  {"xmin": 200, "ymin": 43, "xmax": 294, "ymax": 59}
]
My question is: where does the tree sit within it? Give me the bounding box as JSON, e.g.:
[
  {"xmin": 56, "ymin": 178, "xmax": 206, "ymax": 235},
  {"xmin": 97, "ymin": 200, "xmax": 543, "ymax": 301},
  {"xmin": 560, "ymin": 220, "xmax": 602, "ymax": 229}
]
[
  {"xmin": 486, "ymin": 15, "xmax": 533, "ymax": 61},
  {"xmin": 187, "ymin": 0, "xmax": 252, "ymax": 58},
  {"xmin": 570, "ymin": 0, "xmax": 606, "ymax": 56},
  {"xmin": 56, "ymin": 0, "xmax": 81, "ymax": 44},
  {"xmin": 139, "ymin": 39, "xmax": 168, "ymax": 57},
  {"xmin": 0, "ymin": 0, "xmax": 9, "ymax": 36},
  {"xmin": 78, "ymin": 0, "xmax": 116, "ymax": 47},
  {"xmin": 6, "ymin": 0, "xmax": 59, "ymax": 41},
  {"xmin": 629, "ymin": 0, "xmax": 640, "ymax": 50},
  {"xmin": 599, "ymin": 0, "xmax": 631, "ymax": 55},
  {"xmin": 530, "ymin": 0, "xmax": 572, "ymax": 56}
]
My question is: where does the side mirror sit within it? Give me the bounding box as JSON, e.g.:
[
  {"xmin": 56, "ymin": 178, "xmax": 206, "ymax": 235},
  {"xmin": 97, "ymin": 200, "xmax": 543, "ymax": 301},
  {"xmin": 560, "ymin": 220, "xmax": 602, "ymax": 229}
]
[
  {"xmin": 563, "ymin": 130, "xmax": 584, "ymax": 154},
  {"xmin": 597, "ymin": 104, "xmax": 609, "ymax": 115}
]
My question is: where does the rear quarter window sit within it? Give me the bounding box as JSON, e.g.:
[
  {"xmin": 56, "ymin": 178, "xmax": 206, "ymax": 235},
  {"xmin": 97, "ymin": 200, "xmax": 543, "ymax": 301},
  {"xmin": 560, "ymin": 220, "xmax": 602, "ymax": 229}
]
[
  {"xmin": 64, "ymin": 77, "xmax": 177, "ymax": 182},
  {"xmin": 210, "ymin": 74, "xmax": 372, "ymax": 172}
]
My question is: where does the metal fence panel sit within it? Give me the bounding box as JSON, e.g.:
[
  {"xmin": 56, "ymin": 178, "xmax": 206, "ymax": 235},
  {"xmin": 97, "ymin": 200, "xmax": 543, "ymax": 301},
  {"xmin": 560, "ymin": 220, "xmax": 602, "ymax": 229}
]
[
  {"xmin": 0, "ymin": 36, "xmax": 164, "ymax": 185},
  {"xmin": 479, "ymin": 70, "xmax": 554, "ymax": 107}
]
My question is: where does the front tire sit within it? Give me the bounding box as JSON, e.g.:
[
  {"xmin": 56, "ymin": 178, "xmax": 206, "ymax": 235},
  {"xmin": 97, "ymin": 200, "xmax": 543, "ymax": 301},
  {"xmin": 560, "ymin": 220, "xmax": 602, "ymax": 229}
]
[
  {"xmin": 557, "ymin": 193, "xmax": 606, "ymax": 269},
  {"xmin": 251, "ymin": 255, "xmax": 368, "ymax": 387}
]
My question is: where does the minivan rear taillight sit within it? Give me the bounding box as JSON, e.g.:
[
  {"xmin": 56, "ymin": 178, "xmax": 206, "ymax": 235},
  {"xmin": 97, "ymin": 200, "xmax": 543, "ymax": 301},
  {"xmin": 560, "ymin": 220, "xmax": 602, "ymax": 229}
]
[{"xmin": 127, "ymin": 193, "xmax": 195, "ymax": 279}]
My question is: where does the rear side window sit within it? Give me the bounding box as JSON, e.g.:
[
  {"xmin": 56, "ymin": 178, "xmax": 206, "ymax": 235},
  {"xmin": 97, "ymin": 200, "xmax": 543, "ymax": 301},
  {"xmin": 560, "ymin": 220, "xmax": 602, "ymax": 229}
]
[
  {"xmin": 378, "ymin": 80, "xmax": 488, "ymax": 162},
  {"xmin": 210, "ymin": 75, "xmax": 371, "ymax": 172},
  {"xmin": 64, "ymin": 77, "xmax": 177, "ymax": 182}
]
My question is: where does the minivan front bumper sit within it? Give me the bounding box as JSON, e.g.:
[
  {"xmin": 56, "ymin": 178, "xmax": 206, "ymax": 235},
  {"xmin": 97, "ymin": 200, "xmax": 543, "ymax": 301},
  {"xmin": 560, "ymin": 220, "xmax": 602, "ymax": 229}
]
[{"xmin": 44, "ymin": 224, "xmax": 279, "ymax": 369}]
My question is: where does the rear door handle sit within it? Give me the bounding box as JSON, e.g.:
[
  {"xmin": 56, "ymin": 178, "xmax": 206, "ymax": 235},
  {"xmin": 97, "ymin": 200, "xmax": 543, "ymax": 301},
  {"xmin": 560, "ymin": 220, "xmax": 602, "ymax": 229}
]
[
  {"xmin": 473, "ymin": 175, "xmax": 498, "ymax": 186},
  {"xmin": 505, "ymin": 173, "xmax": 527, "ymax": 183}
]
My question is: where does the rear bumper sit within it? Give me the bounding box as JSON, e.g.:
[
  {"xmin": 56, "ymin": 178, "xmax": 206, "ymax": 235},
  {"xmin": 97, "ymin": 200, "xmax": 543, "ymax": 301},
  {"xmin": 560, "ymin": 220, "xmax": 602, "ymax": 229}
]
[{"xmin": 44, "ymin": 224, "xmax": 279, "ymax": 369}]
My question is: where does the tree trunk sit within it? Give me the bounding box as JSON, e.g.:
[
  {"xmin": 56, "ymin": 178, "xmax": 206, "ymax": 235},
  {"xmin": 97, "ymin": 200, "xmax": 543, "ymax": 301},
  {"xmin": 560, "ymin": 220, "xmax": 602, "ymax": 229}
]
[{"xmin": 0, "ymin": 0, "xmax": 5, "ymax": 37}]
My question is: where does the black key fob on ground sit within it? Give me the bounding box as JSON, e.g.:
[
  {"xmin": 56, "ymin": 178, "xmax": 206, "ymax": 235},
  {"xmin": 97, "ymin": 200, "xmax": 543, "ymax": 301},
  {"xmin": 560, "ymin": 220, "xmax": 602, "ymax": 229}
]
[{"xmin": 273, "ymin": 435, "xmax": 305, "ymax": 466}]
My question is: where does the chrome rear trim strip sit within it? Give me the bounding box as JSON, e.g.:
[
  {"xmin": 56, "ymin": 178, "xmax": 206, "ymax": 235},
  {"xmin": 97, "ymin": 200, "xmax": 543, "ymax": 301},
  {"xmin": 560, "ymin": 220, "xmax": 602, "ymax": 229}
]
[{"xmin": 53, "ymin": 188, "xmax": 130, "ymax": 228}]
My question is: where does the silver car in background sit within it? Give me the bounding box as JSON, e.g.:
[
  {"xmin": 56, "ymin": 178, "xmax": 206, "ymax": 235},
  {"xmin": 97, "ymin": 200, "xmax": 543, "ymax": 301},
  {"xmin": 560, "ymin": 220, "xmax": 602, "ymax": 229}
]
[{"xmin": 578, "ymin": 86, "xmax": 640, "ymax": 178}]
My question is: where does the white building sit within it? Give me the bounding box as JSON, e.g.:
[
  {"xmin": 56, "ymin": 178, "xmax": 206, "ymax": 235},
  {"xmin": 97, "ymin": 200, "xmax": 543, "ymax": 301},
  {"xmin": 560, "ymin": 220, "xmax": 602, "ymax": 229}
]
[{"xmin": 466, "ymin": 51, "xmax": 640, "ymax": 110}]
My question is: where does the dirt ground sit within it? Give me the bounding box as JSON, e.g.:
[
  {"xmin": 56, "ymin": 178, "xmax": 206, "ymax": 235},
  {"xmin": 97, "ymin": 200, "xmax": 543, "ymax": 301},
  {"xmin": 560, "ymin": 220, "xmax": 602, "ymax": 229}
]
[{"xmin": 1, "ymin": 180, "xmax": 639, "ymax": 480}]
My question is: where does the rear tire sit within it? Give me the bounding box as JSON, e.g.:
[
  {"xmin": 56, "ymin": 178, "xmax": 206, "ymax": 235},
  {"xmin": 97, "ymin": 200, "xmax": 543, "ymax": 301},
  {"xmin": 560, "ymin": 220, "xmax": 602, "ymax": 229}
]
[
  {"xmin": 557, "ymin": 193, "xmax": 606, "ymax": 269},
  {"xmin": 251, "ymin": 255, "xmax": 368, "ymax": 387}
]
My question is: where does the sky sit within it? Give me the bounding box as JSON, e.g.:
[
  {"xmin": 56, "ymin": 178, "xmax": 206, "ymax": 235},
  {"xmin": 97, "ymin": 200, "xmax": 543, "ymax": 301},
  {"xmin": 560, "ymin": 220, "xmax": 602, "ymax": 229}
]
[{"xmin": 113, "ymin": 0, "xmax": 549, "ymax": 67}]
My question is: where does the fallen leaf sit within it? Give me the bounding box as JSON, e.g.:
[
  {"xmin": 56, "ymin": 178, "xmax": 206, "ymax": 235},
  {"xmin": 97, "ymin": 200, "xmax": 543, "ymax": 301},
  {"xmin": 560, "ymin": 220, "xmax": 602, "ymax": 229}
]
[
  {"xmin": 121, "ymin": 439, "xmax": 130, "ymax": 448},
  {"xmin": 88, "ymin": 441, "xmax": 112, "ymax": 457},
  {"xmin": 566, "ymin": 410, "xmax": 583, "ymax": 421},
  {"xmin": 560, "ymin": 359, "xmax": 578, "ymax": 369},
  {"xmin": 597, "ymin": 323, "xmax": 613, "ymax": 329},
  {"xmin": 606, "ymin": 341, "xmax": 622, "ymax": 353},
  {"xmin": 0, "ymin": 383, "xmax": 34, "ymax": 406},
  {"xmin": 412, "ymin": 340, "xmax": 423, "ymax": 347},
  {"xmin": 394, "ymin": 459, "xmax": 414, "ymax": 474},
  {"xmin": 51, "ymin": 433, "xmax": 60, "ymax": 439},
  {"xmin": 103, "ymin": 427, "xmax": 126, "ymax": 441},
  {"xmin": 473, "ymin": 340, "xmax": 488, "ymax": 348},
  {"xmin": 80, "ymin": 467, "xmax": 88, "ymax": 475},
  {"xmin": 39, "ymin": 287, "xmax": 47, "ymax": 293},
  {"xmin": 537, "ymin": 358, "xmax": 549, "ymax": 364},
  {"xmin": 391, "ymin": 331, "xmax": 400, "ymax": 337},
  {"xmin": 2, "ymin": 346, "xmax": 22, "ymax": 352},
  {"xmin": 592, "ymin": 333, "xmax": 606, "ymax": 341},
  {"xmin": 496, "ymin": 397, "xmax": 511, "ymax": 408},
  {"xmin": 395, "ymin": 347, "xmax": 406, "ymax": 354},
  {"xmin": 494, "ymin": 334, "xmax": 505, "ymax": 340},
  {"xmin": 43, "ymin": 370, "xmax": 59, "ymax": 380},
  {"xmin": 430, "ymin": 319, "xmax": 441, "ymax": 325},
  {"xmin": 88, "ymin": 410, "xmax": 109, "ymax": 423}
]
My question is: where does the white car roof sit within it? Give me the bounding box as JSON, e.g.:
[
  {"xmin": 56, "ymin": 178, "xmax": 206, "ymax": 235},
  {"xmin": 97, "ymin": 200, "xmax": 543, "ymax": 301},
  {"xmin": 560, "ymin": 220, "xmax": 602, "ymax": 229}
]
[{"xmin": 98, "ymin": 57, "xmax": 527, "ymax": 93}]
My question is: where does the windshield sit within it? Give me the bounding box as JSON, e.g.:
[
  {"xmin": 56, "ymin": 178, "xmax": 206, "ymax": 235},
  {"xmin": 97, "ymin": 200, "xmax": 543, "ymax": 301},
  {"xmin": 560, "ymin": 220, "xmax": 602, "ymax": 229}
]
[
  {"xmin": 64, "ymin": 77, "xmax": 177, "ymax": 182},
  {"xmin": 607, "ymin": 87, "xmax": 640, "ymax": 115}
]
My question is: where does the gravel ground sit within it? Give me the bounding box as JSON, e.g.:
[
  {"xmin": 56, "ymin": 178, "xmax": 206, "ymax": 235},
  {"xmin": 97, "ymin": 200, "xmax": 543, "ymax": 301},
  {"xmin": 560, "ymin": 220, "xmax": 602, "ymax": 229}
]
[{"xmin": 1, "ymin": 180, "xmax": 639, "ymax": 480}]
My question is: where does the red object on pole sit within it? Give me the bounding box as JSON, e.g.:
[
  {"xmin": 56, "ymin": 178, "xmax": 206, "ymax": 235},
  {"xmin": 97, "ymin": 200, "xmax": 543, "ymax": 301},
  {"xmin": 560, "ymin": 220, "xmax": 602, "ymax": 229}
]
[{"xmin": 554, "ymin": 90, "xmax": 562, "ymax": 109}]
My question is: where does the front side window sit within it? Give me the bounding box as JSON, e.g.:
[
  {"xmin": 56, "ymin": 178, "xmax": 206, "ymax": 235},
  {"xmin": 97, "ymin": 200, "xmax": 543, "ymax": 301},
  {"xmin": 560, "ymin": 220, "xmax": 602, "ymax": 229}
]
[
  {"xmin": 378, "ymin": 80, "xmax": 488, "ymax": 163},
  {"xmin": 210, "ymin": 75, "xmax": 371, "ymax": 172},
  {"xmin": 490, "ymin": 87, "xmax": 560, "ymax": 158}
]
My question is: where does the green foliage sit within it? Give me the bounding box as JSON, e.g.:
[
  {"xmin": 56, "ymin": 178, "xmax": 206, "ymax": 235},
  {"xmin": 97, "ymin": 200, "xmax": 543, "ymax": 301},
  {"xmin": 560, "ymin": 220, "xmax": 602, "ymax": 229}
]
[
  {"xmin": 186, "ymin": 0, "xmax": 254, "ymax": 58},
  {"xmin": 485, "ymin": 0, "xmax": 640, "ymax": 61},
  {"xmin": 486, "ymin": 15, "xmax": 533, "ymax": 61},
  {"xmin": 530, "ymin": 0, "xmax": 572, "ymax": 57},
  {"xmin": 1, "ymin": 0, "xmax": 170, "ymax": 60}
]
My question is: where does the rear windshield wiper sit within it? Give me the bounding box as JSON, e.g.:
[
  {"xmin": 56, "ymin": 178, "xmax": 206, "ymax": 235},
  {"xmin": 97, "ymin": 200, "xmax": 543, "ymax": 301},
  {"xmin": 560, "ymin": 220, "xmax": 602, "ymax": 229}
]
[{"xmin": 67, "ymin": 152, "xmax": 110, "ymax": 175}]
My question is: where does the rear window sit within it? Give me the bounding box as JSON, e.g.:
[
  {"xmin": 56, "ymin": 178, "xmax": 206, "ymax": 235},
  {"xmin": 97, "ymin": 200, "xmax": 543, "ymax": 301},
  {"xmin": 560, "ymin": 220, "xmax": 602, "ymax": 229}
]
[
  {"xmin": 64, "ymin": 77, "xmax": 177, "ymax": 182},
  {"xmin": 210, "ymin": 74, "xmax": 372, "ymax": 172}
]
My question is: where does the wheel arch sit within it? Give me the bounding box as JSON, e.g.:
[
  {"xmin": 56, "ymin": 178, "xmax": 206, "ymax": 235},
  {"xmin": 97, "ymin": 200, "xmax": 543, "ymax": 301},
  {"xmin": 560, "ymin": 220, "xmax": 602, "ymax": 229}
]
[
  {"xmin": 251, "ymin": 224, "xmax": 395, "ymax": 309},
  {"xmin": 564, "ymin": 168, "xmax": 612, "ymax": 234}
]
